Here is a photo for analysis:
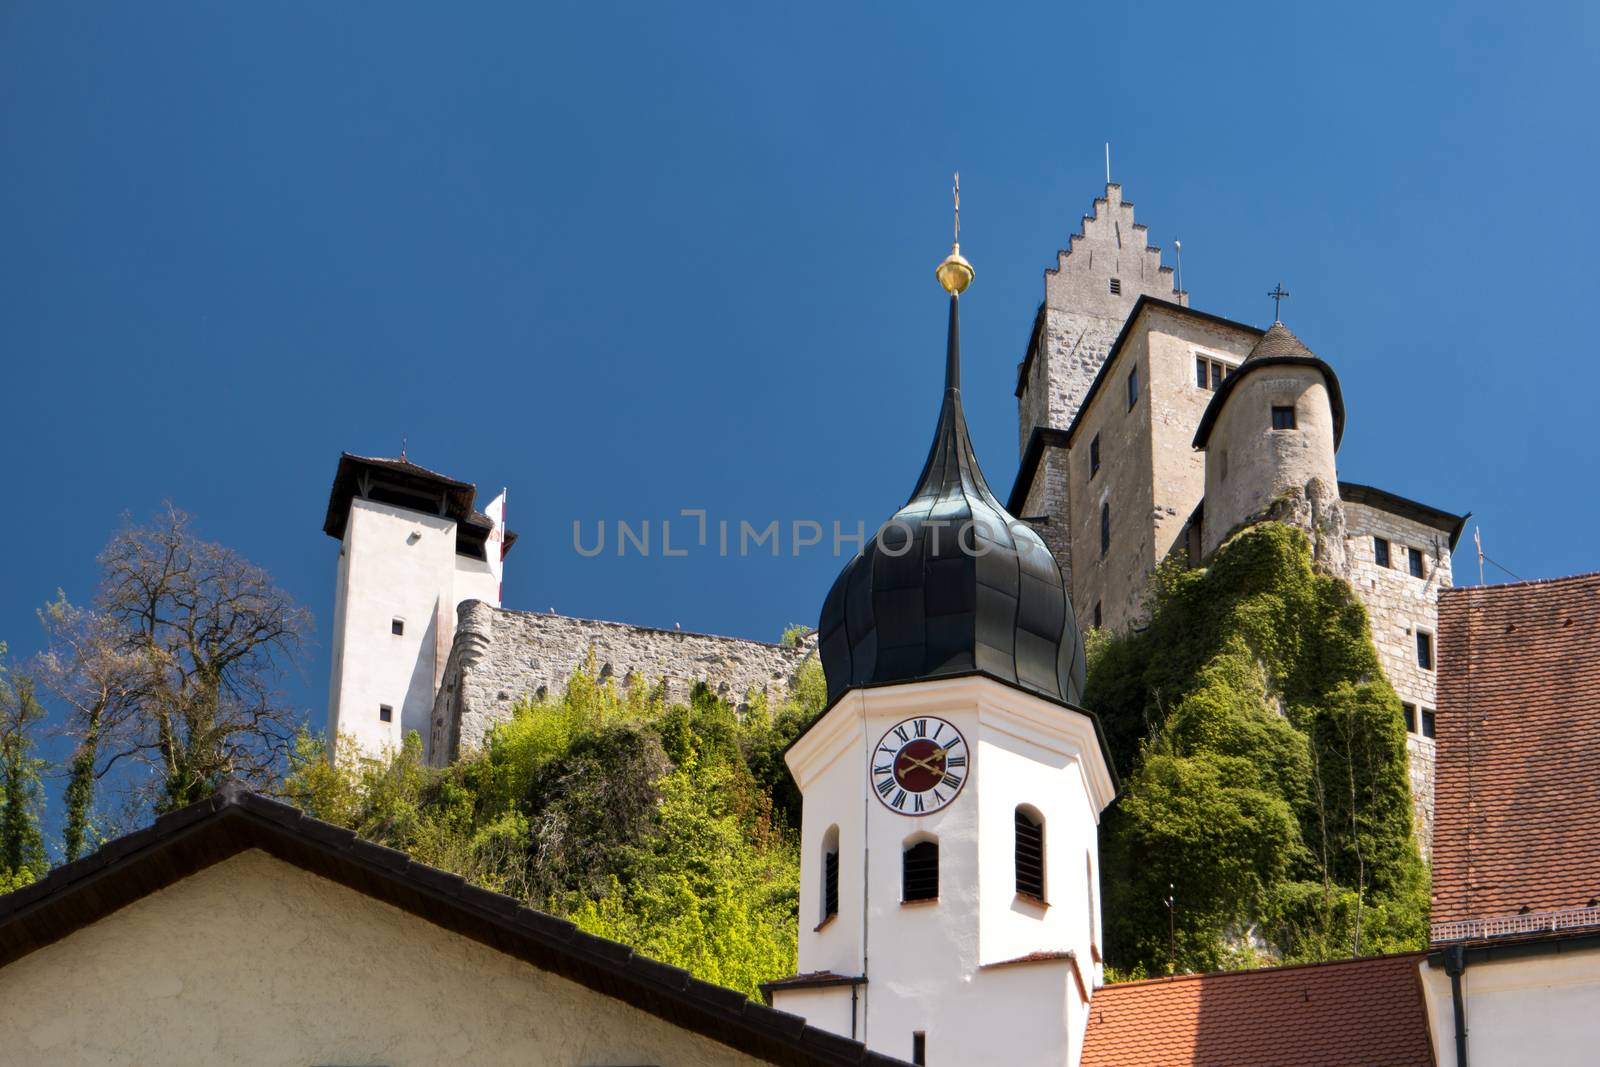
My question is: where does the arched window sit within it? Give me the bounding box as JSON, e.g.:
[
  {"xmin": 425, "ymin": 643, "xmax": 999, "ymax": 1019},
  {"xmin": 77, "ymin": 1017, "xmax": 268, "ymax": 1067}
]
[
  {"xmin": 821, "ymin": 825, "xmax": 840, "ymax": 924},
  {"xmin": 902, "ymin": 840, "xmax": 939, "ymax": 902},
  {"xmin": 1015, "ymin": 807, "xmax": 1045, "ymax": 901}
]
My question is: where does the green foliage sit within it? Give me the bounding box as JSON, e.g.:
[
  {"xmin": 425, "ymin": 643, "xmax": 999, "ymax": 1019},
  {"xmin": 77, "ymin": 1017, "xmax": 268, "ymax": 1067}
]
[
  {"xmin": 287, "ymin": 657, "xmax": 825, "ymax": 998},
  {"xmin": 0, "ymin": 660, "xmax": 49, "ymax": 887},
  {"xmin": 1091, "ymin": 523, "xmax": 1427, "ymax": 974}
]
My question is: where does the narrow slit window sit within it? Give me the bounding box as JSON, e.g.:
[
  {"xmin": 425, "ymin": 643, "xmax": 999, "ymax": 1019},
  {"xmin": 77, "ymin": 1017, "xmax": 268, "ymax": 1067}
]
[
  {"xmin": 823, "ymin": 845, "xmax": 840, "ymax": 921},
  {"xmin": 1093, "ymin": 601, "xmax": 1103, "ymax": 629},
  {"xmin": 1015, "ymin": 808, "xmax": 1045, "ymax": 901},
  {"xmin": 1271, "ymin": 405, "xmax": 1297, "ymax": 430},
  {"xmin": 1100, "ymin": 502, "xmax": 1111, "ymax": 557},
  {"xmin": 903, "ymin": 841, "xmax": 939, "ymax": 902},
  {"xmin": 1417, "ymin": 631, "xmax": 1434, "ymax": 670},
  {"xmin": 1089, "ymin": 434, "xmax": 1101, "ymax": 477},
  {"xmin": 1374, "ymin": 537, "xmax": 1391, "ymax": 568},
  {"xmin": 379, "ymin": 704, "xmax": 393, "ymax": 723},
  {"xmin": 1402, "ymin": 703, "xmax": 1417, "ymax": 733},
  {"xmin": 391, "ymin": 618, "xmax": 405, "ymax": 636},
  {"xmin": 1127, "ymin": 367, "xmax": 1139, "ymax": 410},
  {"xmin": 913, "ymin": 1032, "xmax": 927, "ymax": 1066}
]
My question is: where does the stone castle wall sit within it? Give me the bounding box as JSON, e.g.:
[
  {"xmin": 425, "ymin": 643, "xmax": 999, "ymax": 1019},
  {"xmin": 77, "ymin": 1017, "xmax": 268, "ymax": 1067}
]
[
  {"xmin": 1343, "ymin": 498, "xmax": 1453, "ymax": 855},
  {"xmin": 429, "ymin": 601, "xmax": 815, "ymax": 763}
]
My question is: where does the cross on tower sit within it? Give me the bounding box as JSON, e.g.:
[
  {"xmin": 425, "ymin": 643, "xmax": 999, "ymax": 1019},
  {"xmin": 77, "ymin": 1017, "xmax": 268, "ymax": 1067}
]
[{"xmin": 1267, "ymin": 283, "xmax": 1290, "ymax": 322}]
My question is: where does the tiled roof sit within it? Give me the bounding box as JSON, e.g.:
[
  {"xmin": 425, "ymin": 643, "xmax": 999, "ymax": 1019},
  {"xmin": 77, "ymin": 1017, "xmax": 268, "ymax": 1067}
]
[
  {"xmin": 0, "ymin": 783, "xmax": 908, "ymax": 1067},
  {"xmin": 1244, "ymin": 320, "xmax": 1315, "ymax": 362},
  {"xmin": 1432, "ymin": 573, "xmax": 1600, "ymax": 931},
  {"xmin": 1081, "ymin": 953, "xmax": 1432, "ymax": 1067}
]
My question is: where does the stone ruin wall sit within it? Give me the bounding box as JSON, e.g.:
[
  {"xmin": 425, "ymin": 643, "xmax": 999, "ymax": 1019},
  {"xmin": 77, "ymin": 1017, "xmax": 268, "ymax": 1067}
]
[{"xmin": 430, "ymin": 601, "xmax": 815, "ymax": 764}]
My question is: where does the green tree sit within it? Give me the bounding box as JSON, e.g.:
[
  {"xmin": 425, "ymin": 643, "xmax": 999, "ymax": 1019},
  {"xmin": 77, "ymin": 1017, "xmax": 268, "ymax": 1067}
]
[{"xmin": 0, "ymin": 657, "xmax": 49, "ymax": 889}]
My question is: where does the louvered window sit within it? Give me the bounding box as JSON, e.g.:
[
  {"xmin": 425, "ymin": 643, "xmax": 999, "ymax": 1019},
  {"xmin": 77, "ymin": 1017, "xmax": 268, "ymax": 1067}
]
[
  {"xmin": 1015, "ymin": 809, "xmax": 1045, "ymax": 900},
  {"xmin": 902, "ymin": 841, "xmax": 939, "ymax": 902},
  {"xmin": 823, "ymin": 848, "xmax": 839, "ymax": 920}
]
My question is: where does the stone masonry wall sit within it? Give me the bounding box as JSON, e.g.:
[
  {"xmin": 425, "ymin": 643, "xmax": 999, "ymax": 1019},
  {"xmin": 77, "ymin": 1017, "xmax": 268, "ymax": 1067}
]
[
  {"xmin": 430, "ymin": 602, "xmax": 815, "ymax": 763},
  {"xmin": 1343, "ymin": 499, "xmax": 1453, "ymax": 857}
]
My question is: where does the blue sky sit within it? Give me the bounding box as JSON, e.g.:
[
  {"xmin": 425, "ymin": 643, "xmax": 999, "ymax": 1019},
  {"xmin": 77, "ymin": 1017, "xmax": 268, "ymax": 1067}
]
[{"xmin": 3, "ymin": 2, "xmax": 1597, "ymax": 754}]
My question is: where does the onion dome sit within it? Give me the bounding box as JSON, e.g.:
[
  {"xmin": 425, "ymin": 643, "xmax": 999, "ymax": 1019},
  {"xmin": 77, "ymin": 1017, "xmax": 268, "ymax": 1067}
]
[{"xmin": 816, "ymin": 265, "xmax": 1086, "ymax": 708}]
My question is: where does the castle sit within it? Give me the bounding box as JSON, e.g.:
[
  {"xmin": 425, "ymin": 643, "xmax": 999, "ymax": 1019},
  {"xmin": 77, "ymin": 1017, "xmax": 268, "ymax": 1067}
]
[
  {"xmin": 5, "ymin": 181, "xmax": 1596, "ymax": 1067},
  {"xmin": 323, "ymin": 180, "xmax": 1463, "ymax": 854}
]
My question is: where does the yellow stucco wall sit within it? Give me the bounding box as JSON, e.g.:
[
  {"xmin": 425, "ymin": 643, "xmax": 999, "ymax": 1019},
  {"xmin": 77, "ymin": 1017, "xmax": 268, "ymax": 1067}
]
[{"xmin": 0, "ymin": 849, "xmax": 767, "ymax": 1067}]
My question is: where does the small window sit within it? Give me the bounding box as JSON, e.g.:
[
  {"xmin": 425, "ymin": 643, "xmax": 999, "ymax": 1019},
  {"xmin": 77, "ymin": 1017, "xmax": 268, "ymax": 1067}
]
[
  {"xmin": 822, "ymin": 827, "xmax": 840, "ymax": 922},
  {"xmin": 1213, "ymin": 361, "xmax": 1226, "ymax": 388},
  {"xmin": 1417, "ymin": 631, "xmax": 1434, "ymax": 671},
  {"xmin": 1196, "ymin": 356, "xmax": 1209, "ymax": 389},
  {"xmin": 1100, "ymin": 502, "xmax": 1111, "ymax": 557},
  {"xmin": 1402, "ymin": 703, "xmax": 1417, "ymax": 733},
  {"xmin": 1374, "ymin": 537, "xmax": 1391, "ymax": 568},
  {"xmin": 1015, "ymin": 808, "xmax": 1045, "ymax": 901},
  {"xmin": 391, "ymin": 618, "xmax": 405, "ymax": 636},
  {"xmin": 1108, "ymin": 277, "xmax": 1122, "ymax": 296},
  {"xmin": 1408, "ymin": 547, "xmax": 1426, "ymax": 579},
  {"xmin": 1093, "ymin": 601, "xmax": 1103, "ymax": 629},
  {"xmin": 1089, "ymin": 434, "xmax": 1101, "ymax": 478},
  {"xmin": 1127, "ymin": 367, "xmax": 1139, "ymax": 410},
  {"xmin": 903, "ymin": 841, "xmax": 939, "ymax": 902},
  {"xmin": 379, "ymin": 704, "xmax": 393, "ymax": 723},
  {"xmin": 1271, "ymin": 405, "xmax": 1297, "ymax": 430},
  {"xmin": 913, "ymin": 1032, "xmax": 927, "ymax": 1066},
  {"xmin": 1421, "ymin": 708, "xmax": 1437, "ymax": 739}
]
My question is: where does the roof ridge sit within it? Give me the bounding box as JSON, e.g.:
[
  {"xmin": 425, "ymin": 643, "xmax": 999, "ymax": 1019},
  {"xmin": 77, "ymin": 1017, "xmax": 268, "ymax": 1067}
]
[{"xmin": 1095, "ymin": 950, "xmax": 1428, "ymax": 991}]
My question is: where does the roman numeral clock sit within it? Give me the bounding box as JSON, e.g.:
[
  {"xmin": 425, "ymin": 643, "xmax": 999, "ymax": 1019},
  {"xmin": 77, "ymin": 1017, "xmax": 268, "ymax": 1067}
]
[{"xmin": 871, "ymin": 716, "xmax": 967, "ymax": 815}]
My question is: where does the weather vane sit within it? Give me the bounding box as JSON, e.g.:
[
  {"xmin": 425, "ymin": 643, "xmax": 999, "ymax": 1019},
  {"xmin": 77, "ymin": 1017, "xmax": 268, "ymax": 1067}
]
[
  {"xmin": 953, "ymin": 171, "xmax": 961, "ymax": 245},
  {"xmin": 1268, "ymin": 282, "xmax": 1290, "ymax": 322},
  {"xmin": 935, "ymin": 171, "xmax": 974, "ymax": 295}
]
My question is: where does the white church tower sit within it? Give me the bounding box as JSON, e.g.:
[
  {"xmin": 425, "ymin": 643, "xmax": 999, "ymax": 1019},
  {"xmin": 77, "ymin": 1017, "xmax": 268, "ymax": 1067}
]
[
  {"xmin": 322, "ymin": 453, "xmax": 512, "ymax": 760},
  {"xmin": 766, "ymin": 221, "xmax": 1116, "ymax": 1067}
]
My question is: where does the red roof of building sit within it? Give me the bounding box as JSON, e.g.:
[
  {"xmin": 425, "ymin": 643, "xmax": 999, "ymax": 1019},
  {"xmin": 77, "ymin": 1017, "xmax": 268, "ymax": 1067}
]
[
  {"xmin": 1081, "ymin": 953, "xmax": 1433, "ymax": 1067},
  {"xmin": 1432, "ymin": 573, "xmax": 1600, "ymax": 932}
]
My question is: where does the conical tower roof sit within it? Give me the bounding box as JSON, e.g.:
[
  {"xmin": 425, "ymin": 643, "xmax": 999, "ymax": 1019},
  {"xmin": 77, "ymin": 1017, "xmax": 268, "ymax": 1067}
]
[{"xmin": 1245, "ymin": 320, "xmax": 1317, "ymax": 362}]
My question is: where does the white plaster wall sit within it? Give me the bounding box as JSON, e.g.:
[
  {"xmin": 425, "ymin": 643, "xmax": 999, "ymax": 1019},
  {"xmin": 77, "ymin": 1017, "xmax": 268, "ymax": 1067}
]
[
  {"xmin": 1420, "ymin": 945, "xmax": 1600, "ymax": 1067},
  {"xmin": 1202, "ymin": 370, "xmax": 1339, "ymax": 557},
  {"xmin": 786, "ymin": 677, "xmax": 1114, "ymax": 1066},
  {"xmin": 768, "ymin": 985, "xmax": 858, "ymax": 1042},
  {"xmin": 0, "ymin": 849, "xmax": 766, "ymax": 1067},
  {"xmin": 330, "ymin": 498, "xmax": 502, "ymax": 762}
]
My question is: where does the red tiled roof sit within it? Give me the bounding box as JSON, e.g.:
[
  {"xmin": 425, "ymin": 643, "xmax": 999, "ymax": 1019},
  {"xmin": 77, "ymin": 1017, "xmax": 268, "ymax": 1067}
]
[
  {"xmin": 1081, "ymin": 953, "xmax": 1432, "ymax": 1067},
  {"xmin": 1433, "ymin": 573, "xmax": 1600, "ymax": 928}
]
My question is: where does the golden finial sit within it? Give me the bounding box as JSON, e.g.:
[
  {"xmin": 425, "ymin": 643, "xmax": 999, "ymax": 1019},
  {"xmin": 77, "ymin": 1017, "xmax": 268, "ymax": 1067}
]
[{"xmin": 936, "ymin": 171, "xmax": 974, "ymax": 295}]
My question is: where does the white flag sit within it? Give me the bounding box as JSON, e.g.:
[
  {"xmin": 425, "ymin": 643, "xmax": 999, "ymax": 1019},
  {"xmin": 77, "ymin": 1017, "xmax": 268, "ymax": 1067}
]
[{"xmin": 484, "ymin": 489, "xmax": 507, "ymax": 604}]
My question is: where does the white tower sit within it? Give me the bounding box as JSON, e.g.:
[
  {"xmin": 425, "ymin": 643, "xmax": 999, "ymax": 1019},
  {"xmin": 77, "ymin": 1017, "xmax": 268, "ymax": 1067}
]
[
  {"xmin": 323, "ymin": 453, "xmax": 512, "ymax": 760},
  {"xmin": 766, "ymin": 235, "xmax": 1116, "ymax": 1067}
]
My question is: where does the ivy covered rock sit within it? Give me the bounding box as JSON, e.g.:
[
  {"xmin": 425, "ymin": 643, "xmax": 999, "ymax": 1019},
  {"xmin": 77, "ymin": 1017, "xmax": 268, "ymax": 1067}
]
[{"xmin": 1089, "ymin": 522, "xmax": 1427, "ymax": 974}]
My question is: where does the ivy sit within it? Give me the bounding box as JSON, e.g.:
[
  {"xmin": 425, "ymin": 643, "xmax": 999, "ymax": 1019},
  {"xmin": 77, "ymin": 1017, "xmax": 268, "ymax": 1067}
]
[{"xmin": 1091, "ymin": 523, "xmax": 1427, "ymax": 974}]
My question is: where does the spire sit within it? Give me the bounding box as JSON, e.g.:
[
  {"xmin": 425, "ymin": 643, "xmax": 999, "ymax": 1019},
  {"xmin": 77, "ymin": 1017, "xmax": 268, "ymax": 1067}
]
[{"xmin": 935, "ymin": 172, "xmax": 974, "ymax": 297}]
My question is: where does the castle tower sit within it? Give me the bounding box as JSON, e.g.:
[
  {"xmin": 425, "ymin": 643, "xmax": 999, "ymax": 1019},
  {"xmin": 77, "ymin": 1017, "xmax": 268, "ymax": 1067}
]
[
  {"xmin": 1193, "ymin": 320, "xmax": 1345, "ymax": 561},
  {"xmin": 322, "ymin": 454, "xmax": 513, "ymax": 760},
  {"xmin": 1013, "ymin": 183, "xmax": 1186, "ymax": 584},
  {"xmin": 766, "ymin": 229, "xmax": 1116, "ymax": 1067}
]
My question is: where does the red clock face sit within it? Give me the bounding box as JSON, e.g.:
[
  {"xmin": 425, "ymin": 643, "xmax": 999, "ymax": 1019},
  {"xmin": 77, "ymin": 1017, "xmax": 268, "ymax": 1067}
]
[{"xmin": 870, "ymin": 716, "xmax": 967, "ymax": 815}]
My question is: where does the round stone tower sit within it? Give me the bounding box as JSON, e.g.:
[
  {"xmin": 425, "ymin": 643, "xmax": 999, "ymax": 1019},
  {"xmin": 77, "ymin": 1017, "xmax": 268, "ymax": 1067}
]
[{"xmin": 1193, "ymin": 320, "xmax": 1346, "ymax": 565}]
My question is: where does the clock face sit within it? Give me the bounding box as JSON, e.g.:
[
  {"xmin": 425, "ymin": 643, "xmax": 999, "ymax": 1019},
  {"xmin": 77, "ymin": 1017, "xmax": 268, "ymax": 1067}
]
[{"xmin": 870, "ymin": 716, "xmax": 968, "ymax": 816}]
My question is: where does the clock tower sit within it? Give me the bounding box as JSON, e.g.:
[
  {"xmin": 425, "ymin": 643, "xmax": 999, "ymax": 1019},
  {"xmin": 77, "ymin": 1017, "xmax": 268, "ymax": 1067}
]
[{"xmin": 764, "ymin": 209, "xmax": 1117, "ymax": 1067}]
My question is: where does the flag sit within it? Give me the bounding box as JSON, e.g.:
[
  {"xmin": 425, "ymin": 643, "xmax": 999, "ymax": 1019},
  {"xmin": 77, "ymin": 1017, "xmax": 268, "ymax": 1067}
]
[{"xmin": 485, "ymin": 489, "xmax": 507, "ymax": 604}]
